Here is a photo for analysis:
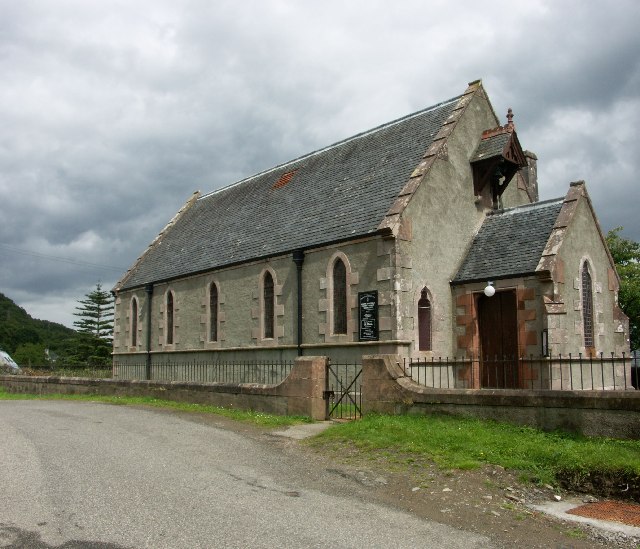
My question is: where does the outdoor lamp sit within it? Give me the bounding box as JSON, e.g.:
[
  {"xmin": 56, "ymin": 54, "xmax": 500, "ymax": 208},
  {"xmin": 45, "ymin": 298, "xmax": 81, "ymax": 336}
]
[{"xmin": 483, "ymin": 281, "xmax": 495, "ymax": 297}]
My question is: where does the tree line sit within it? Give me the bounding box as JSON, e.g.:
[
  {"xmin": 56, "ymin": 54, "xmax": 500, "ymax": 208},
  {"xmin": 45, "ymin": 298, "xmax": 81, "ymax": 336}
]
[
  {"xmin": 0, "ymin": 284, "xmax": 113, "ymax": 369},
  {"xmin": 606, "ymin": 228, "xmax": 640, "ymax": 351}
]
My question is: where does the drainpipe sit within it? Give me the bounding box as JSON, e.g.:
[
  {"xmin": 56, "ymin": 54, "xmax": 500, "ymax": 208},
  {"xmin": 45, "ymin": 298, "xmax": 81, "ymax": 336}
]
[
  {"xmin": 292, "ymin": 249, "xmax": 305, "ymax": 356},
  {"xmin": 145, "ymin": 283, "xmax": 154, "ymax": 380},
  {"xmin": 110, "ymin": 290, "xmax": 117, "ymax": 374}
]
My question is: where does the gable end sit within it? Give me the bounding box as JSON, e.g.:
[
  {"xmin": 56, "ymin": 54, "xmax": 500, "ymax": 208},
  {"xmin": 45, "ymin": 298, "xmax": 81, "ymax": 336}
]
[
  {"xmin": 378, "ymin": 80, "xmax": 486, "ymax": 236},
  {"xmin": 536, "ymin": 181, "xmax": 619, "ymax": 284}
]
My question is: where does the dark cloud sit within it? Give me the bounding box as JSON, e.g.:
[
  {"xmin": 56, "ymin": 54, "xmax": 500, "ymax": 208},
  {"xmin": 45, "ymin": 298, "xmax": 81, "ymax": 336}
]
[{"xmin": 1, "ymin": 0, "xmax": 639, "ymax": 327}]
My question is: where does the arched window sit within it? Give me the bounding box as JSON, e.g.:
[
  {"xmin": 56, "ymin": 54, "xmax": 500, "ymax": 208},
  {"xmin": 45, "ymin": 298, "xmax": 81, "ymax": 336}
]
[
  {"xmin": 166, "ymin": 291, "xmax": 174, "ymax": 345},
  {"xmin": 130, "ymin": 297, "xmax": 138, "ymax": 347},
  {"xmin": 263, "ymin": 272, "xmax": 274, "ymax": 339},
  {"xmin": 418, "ymin": 288, "xmax": 432, "ymax": 351},
  {"xmin": 209, "ymin": 283, "xmax": 218, "ymax": 342},
  {"xmin": 582, "ymin": 263, "xmax": 594, "ymax": 349},
  {"xmin": 333, "ymin": 258, "xmax": 347, "ymax": 334}
]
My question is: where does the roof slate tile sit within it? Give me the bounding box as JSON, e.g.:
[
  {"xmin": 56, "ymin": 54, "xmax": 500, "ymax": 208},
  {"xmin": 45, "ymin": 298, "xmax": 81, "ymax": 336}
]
[
  {"xmin": 452, "ymin": 199, "xmax": 564, "ymax": 284},
  {"xmin": 120, "ymin": 95, "xmax": 462, "ymax": 290}
]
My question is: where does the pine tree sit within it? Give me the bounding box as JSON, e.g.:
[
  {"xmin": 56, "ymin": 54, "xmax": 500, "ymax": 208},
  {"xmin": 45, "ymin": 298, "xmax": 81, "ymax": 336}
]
[{"xmin": 73, "ymin": 283, "xmax": 114, "ymax": 341}]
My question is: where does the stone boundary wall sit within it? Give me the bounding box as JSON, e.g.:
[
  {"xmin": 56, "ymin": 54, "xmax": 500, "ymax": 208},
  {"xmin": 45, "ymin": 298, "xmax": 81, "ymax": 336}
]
[
  {"xmin": 3, "ymin": 354, "xmax": 639, "ymax": 439},
  {"xmin": 362, "ymin": 355, "xmax": 640, "ymax": 439},
  {"xmin": 0, "ymin": 356, "xmax": 328, "ymax": 421}
]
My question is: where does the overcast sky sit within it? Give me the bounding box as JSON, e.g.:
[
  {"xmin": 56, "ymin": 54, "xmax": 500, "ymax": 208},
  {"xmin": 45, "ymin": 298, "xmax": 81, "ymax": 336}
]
[{"xmin": 1, "ymin": 0, "xmax": 639, "ymax": 329}]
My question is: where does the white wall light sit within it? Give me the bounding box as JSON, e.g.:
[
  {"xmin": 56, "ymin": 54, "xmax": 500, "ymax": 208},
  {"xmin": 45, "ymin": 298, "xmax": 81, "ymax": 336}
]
[{"xmin": 483, "ymin": 281, "xmax": 496, "ymax": 297}]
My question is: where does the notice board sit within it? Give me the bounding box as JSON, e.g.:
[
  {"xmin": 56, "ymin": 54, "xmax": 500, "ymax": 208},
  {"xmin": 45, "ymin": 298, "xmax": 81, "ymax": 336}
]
[{"xmin": 358, "ymin": 290, "xmax": 379, "ymax": 341}]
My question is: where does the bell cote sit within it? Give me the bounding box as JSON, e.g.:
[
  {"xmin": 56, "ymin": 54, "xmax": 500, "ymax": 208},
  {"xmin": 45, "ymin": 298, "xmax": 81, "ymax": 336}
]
[{"xmin": 471, "ymin": 109, "xmax": 528, "ymax": 209}]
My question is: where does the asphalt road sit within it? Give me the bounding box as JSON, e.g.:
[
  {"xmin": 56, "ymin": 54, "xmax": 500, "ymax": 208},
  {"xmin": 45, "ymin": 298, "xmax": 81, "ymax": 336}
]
[{"xmin": 0, "ymin": 401, "xmax": 494, "ymax": 548}]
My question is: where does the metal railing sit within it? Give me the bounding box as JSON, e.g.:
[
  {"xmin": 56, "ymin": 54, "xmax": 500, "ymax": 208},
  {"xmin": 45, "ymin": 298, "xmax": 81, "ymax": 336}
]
[
  {"xmin": 11, "ymin": 352, "xmax": 639, "ymax": 393},
  {"xmin": 112, "ymin": 359, "xmax": 294, "ymax": 385},
  {"xmin": 405, "ymin": 351, "xmax": 639, "ymax": 391}
]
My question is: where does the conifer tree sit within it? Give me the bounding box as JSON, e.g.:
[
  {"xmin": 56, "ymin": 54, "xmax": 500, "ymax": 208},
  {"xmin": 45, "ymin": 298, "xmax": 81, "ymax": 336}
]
[{"xmin": 73, "ymin": 283, "xmax": 114, "ymax": 341}]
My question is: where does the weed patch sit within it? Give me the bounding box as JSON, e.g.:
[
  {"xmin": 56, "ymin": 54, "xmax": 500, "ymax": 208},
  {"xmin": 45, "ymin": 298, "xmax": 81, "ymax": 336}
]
[{"xmin": 307, "ymin": 413, "xmax": 640, "ymax": 499}]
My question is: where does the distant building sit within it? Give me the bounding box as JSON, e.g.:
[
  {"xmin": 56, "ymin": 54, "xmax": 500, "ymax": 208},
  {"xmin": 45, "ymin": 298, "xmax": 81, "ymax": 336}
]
[
  {"xmin": 0, "ymin": 350, "xmax": 21, "ymax": 372},
  {"xmin": 112, "ymin": 80, "xmax": 629, "ymax": 374},
  {"xmin": 45, "ymin": 348, "xmax": 58, "ymax": 363}
]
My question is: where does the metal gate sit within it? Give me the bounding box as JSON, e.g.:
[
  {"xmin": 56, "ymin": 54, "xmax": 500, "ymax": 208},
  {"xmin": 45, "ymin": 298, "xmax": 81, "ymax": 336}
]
[{"xmin": 324, "ymin": 361, "xmax": 362, "ymax": 419}]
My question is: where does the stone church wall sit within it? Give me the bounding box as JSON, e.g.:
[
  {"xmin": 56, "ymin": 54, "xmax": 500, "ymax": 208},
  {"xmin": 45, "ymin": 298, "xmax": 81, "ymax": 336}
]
[
  {"xmin": 550, "ymin": 197, "xmax": 629, "ymax": 355},
  {"xmin": 113, "ymin": 235, "xmax": 409, "ymax": 365},
  {"xmin": 396, "ymin": 87, "xmax": 533, "ymax": 358}
]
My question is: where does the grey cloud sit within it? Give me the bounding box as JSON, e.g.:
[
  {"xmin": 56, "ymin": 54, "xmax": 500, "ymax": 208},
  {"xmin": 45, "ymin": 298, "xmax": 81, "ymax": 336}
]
[{"xmin": 1, "ymin": 0, "xmax": 639, "ymax": 326}]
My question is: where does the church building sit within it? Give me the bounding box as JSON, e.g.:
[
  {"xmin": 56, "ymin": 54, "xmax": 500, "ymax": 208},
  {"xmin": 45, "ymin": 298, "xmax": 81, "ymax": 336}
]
[{"xmin": 112, "ymin": 80, "xmax": 629, "ymax": 367}]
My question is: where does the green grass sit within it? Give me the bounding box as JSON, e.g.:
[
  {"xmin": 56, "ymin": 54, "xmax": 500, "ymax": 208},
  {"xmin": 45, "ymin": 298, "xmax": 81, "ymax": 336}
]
[
  {"xmin": 328, "ymin": 401, "xmax": 361, "ymax": 419},
  {"xmin": 0, "ymin": 387, "xmax": 312, "ymax": 427},
  {"xmin": 307, "ymin": 413, "xmax": 640, "ymax": 486},
  {"xmin": 564, "ymin": 527, "xmax": 587, "ymax": 540}
]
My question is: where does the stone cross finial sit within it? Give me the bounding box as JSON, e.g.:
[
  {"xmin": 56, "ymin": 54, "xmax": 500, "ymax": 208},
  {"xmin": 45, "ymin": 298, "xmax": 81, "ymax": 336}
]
[{"xmin": 506, "ymin": 108, "xmax": 514, "ymax": 129}]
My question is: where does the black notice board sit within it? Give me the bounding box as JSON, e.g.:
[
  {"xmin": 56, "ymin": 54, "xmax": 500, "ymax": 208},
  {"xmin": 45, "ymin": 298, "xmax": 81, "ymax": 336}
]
[{"xmin": 358, "ymin": 290, "xmax": 379, "ymax": 341}]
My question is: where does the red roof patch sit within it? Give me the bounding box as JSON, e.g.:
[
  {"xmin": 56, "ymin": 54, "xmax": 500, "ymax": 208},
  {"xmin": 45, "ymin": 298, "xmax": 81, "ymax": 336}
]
[{"xmin": 272, "ymin": 169, "xmax": 298, "ymax": 189}]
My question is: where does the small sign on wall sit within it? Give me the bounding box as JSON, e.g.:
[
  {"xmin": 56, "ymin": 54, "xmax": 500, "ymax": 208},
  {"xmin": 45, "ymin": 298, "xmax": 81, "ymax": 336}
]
[{"xmin": 358, "ymin": 290, "xmax": 379, "ymax": 341}]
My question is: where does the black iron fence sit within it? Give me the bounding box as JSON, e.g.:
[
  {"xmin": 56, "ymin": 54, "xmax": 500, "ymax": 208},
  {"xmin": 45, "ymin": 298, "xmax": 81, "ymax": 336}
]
[
  {"xmin": 405, "ymin": 352, "xmax": 639, "ymax": 391},
  {"xmin": 113, "ymin": 360, "xmax": 294, "ymax": 385},
  {"xmin": 10, "ymin": 352, "xmax": 639, "ymax": 393}
]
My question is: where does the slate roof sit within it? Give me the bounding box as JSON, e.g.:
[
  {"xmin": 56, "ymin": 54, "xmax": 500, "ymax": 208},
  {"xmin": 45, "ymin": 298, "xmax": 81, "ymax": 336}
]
[
  {"xmin": 470, "ymin": 132, "xmax": 510, "ymax": 162},
  {"xmin": 119, "ymin": 95, "xmax": 462, "ymax": 290},
  {"xmin": 452, "ymin": 199, "xmax": 564, "ymax": 284}
]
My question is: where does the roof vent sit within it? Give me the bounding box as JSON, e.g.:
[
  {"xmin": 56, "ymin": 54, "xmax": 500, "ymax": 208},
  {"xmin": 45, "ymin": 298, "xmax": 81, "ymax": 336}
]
[{"xmin": 272, "ymin": 169, "xmax": 298, "ymax": 190}]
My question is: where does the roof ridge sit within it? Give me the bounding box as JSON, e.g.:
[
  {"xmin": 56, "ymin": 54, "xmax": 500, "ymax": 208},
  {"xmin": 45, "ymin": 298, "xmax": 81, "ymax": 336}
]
[
  {"xmin": 116, "ymin": 84, "xmax": 471, "ymax": 290},
  {"xmin": 198, "ymin": 95, "xmax": 463, "ymax": 201},
  {"xmin": 489, "ymin": 197, "xmax": 564, "ymax": 216}
]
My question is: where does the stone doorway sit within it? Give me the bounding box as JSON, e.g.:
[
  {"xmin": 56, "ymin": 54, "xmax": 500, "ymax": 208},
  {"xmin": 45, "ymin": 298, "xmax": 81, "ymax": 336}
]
[{"xmin": 477, "ymin": 290, "xmax": 519, "ymax": 388}]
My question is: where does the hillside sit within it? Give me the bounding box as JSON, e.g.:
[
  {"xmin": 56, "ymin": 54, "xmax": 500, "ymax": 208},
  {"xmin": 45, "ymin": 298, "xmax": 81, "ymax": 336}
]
[{"xmin": 0, "ymin": 292, "xmax": 77, "ymax": 355}]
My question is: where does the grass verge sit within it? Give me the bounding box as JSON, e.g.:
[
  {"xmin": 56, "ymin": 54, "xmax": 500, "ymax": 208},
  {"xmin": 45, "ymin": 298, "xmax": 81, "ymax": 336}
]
[
  {"xmin": 0, "ymin": 387, "xmax": 311, "ymax": 428},
  {"xmin": 306, "ymin": 413, "xmax": 640, "ymax": 493}
]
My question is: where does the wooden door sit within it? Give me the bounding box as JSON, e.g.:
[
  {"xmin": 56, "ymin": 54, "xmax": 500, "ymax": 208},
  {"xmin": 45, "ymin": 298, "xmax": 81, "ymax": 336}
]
[{"xmin": 478, "ymin": 290, "xmax": 519, "ymax": 388}]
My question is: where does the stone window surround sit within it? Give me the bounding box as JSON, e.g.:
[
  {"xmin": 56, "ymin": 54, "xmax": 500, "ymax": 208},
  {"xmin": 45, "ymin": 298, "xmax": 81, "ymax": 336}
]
[
  {"xmin": 414, "ymin": 285, "xmax": 434, "ymax": 355},
  {"xmin": 160, "ymin": 288, "xmax": 177, "ymax": 349},
  {"xmin": 130, "ymin": 296, "xmax": 139, "ymax": 349},
  {"xmin": 323, "ymin": 251, "xmax": 357, "ymax": 342},
  {"xmin": 262, "ymin": 270, "xmax": 275, "ymax": 339},
  {"xmin": 200, "ymin": 277, "xmax": 226, "ymax": 349},
  {"xmin": 253, "ymin": 265, "xmax": 284, "ymax": 346},
  {"xmin": 577, "ymin": 256, "xmax": 602, "ymax": 355},
  {"xmin": 581, "ymin": 261, "xmax": 594, "ymax": 349},
  {"xmin": 208, "ymin": 280, "xmax": 220, "ymax": 344},
  {"xmin": 332, "ymin": 257, "xmax": 348, "ymax": 334}
]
